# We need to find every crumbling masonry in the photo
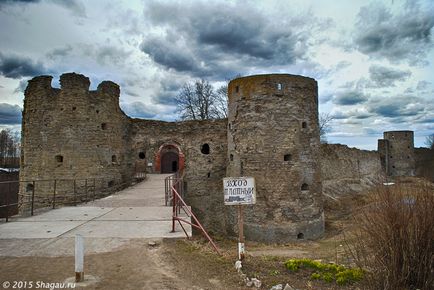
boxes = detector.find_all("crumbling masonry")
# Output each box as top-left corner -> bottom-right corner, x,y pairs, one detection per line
20,72 -> 433,242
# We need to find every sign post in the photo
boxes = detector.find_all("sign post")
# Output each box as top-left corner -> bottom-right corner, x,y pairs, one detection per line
223,177 -> 256,261
238,205 -> 244,260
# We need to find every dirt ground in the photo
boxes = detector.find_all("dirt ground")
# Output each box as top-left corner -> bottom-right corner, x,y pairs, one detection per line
0,216 -> 362,290
4,178 -> 430,290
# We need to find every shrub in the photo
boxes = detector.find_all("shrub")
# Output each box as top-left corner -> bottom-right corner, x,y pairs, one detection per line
348,183 -> 434,289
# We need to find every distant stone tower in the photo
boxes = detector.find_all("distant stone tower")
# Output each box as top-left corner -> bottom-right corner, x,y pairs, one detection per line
226,74 -> 324,242
20,73 -> 133,201
378,130 -> 415,176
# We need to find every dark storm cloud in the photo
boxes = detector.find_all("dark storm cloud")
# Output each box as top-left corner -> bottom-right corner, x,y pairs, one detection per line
0,53 -> 47,79
354,1 -> 434,63
369,65 -> 411,87
152,91 -> 178,106
53,0 -> 85,17
140,1 -> 315,78
46,45 -> 73,59
0,0 -> 86,17
95,45 -> 131,66
120,101 -> 156,119
332,110 -> 372,120
0,0 -> 39,4
140,37 -> 200,74
333,90 -> 368,105
367,96 -> 428,119
151,81 -> 181,106
0,103 -> 22,125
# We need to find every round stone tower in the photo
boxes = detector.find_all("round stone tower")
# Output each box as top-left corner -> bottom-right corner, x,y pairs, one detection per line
227,74 -> 324,242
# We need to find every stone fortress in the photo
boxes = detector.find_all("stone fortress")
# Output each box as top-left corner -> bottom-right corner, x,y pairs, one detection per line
20,72 -> 433,243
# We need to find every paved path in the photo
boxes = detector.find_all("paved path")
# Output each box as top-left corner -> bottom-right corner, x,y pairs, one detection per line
0,174 -> 191,256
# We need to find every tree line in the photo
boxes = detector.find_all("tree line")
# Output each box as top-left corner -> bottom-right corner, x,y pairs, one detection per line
0,129 -> 20,168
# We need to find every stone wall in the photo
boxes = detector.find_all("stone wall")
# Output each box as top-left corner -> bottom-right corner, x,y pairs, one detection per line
22,72 -> 433,243
226,74 -> 324,242
320,144 -> 383,198
20,73 -> 133,201
131,118 -> 228,233
415,148 -> 434,182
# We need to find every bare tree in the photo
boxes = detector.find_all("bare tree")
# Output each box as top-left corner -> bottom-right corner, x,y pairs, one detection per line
425,134 -> 434,150
176,79 -> 227,120
319,113 -> 334,143
213,85 -> 228,118
0,129 -> 20,168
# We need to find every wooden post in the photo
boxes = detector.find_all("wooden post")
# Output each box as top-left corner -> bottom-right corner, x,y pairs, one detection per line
75,234 -> 84,282
30,181 -> 35,216
238,205 -> 245,260
52,179 -> 57,209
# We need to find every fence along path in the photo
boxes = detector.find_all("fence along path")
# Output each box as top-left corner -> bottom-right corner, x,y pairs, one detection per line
0,174 -> 191,245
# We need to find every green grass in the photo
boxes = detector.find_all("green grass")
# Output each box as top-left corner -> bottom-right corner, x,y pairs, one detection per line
284,258 -> 363,285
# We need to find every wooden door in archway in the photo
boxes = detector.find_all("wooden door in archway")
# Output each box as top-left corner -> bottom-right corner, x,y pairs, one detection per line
161,151 -> 179,173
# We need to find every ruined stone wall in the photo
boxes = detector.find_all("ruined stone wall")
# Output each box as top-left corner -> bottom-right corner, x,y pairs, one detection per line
131,119 -> 228,234
415,148 -> 434,182
320,144 -> 383,198
20,73 -> 133,202
227,74 -> 324,242
378,131 -> 415,176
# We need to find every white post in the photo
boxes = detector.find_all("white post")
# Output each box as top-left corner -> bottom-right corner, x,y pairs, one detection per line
75,234 -> 84,282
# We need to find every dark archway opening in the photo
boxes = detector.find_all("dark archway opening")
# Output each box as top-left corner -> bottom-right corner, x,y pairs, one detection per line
161,151 -> 179,173
172,161 -> 178,172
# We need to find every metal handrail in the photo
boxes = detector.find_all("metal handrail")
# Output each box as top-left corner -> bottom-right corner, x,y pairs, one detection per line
169,175 -> 221,255
0,177 -> 129,222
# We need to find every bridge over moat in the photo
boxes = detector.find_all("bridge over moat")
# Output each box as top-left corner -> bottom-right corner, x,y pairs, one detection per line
0,174 -> 191,256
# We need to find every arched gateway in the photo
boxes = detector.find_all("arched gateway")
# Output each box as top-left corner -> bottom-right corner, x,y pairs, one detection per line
155,143 -> 185,174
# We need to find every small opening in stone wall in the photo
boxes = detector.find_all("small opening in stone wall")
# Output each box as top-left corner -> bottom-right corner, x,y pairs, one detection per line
302,121 -> 307,129
277,83 -> 282,90
201,143 -> 210,154
301,183 -> 309,191
407,146 -> 410,149
26,183 -> 34,192
55,155 -> 63,163
72,106 -> 76,111
138,152 -> 146,159
235,85 -> 239,93
407,155 -> 410,159
108,180 -> 115,187
96,110 -> 99,114
101,123 -> 107,130
207,172 -> 211,178
297,233 -> 304,239
60,108 -> 64,111
230,154 -> 234,161
112,155 -> 117,163
184,181 -> 188,193
284,154 -> 291,161
390,156 -> 393,158
392,165 -> 396,169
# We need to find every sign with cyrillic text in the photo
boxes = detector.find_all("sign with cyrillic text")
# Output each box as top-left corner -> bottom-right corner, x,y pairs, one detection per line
223,177 -> 256,205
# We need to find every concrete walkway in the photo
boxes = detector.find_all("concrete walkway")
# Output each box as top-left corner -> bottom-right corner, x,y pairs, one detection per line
0,174 -> 191,256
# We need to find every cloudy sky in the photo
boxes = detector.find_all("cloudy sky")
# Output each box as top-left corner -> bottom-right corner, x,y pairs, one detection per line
0,0 -> 433,149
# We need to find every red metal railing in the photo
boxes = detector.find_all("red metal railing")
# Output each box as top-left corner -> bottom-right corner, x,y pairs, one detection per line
168,175 -> 221,255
